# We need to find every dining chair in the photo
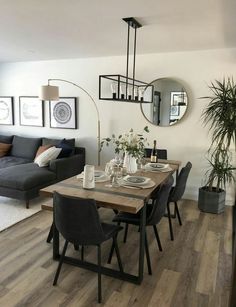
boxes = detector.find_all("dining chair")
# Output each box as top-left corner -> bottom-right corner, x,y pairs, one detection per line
167,161 -> 192,241
121,147 -> 168,244
52,192 -> 123,303
108,176 -> 174,274
144,148 -> 168,160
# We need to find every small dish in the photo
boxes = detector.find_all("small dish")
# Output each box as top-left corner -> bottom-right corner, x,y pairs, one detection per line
123,175 -> 150,185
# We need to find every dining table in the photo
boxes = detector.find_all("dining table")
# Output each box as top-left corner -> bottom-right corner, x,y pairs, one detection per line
40,159 -> 181,285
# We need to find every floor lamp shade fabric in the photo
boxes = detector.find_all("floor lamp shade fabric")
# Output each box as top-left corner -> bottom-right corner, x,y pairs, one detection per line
40,85 -> 59,101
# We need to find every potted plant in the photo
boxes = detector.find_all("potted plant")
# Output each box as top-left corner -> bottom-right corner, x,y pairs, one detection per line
199,78 -> 236,213
100,126 -> 149,173
198,146 -> 235,213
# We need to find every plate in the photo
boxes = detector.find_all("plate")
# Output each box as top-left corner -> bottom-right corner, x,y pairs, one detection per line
146,163 -> 169,169
121,180 -> 156,189
123,175 -> 150,185
95,171 -> 105,178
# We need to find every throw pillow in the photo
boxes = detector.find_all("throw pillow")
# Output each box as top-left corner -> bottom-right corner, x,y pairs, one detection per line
34,146 -> 62,167
0,142 -> 12,157
35,144 -> 53,158
56,139 -> 73,158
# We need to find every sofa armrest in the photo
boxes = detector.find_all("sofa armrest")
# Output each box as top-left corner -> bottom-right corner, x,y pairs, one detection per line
49,154 -> 85,181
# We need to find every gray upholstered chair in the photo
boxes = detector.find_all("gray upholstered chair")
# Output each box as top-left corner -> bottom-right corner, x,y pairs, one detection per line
167,161 -> 192,240
108,176 -> 174,274
52,192 -> 123,303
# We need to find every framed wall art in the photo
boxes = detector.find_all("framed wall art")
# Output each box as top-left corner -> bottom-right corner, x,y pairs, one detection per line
50,97 -> 77,129
19,96 -> 44,127
170,105 -> 180,116
171,91 -> 187,106
0,96 -> 14,125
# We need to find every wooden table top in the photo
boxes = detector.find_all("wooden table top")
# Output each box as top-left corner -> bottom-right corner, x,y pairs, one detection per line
40,160 -> 180,214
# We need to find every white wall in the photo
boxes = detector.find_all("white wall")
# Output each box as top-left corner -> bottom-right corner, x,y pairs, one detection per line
0,48 -> 235,205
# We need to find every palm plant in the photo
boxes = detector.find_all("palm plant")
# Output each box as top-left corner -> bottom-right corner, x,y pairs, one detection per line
202,78 -> 236,149
204,145 -> 235,192
199,78 -> 236,212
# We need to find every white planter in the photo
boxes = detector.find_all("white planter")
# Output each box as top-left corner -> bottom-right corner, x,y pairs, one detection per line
123,152 -> 137,173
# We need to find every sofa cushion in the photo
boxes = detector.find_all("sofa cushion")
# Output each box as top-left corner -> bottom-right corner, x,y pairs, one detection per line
0,156 -> 31,169
10,136 -> 42,160
35,144 -> 53,158
0,163 -> 56,190
0,143 -> 12,157
56,139 -> 73,158
42,138 -> 75,155
0,135 -> 13,144
34,146 -> 62,167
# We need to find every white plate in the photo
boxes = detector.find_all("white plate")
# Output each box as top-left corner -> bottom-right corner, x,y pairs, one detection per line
121,180 -> 156,189
95,170 -> 105,178
146,163 -> 169,170
123,175 -> 150,185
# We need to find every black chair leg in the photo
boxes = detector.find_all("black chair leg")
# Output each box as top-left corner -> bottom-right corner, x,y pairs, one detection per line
74,244 -> 79,251
145,232 -> 152,275
53,240 -> 68,285
107,241 -> 115,264
97,245 -> 102,303
167,202 -> 174,241
113,237 -> 123,272
153,225 -> 162,252
47,223 -> 53,243
81,245 -> 84,260
175,201 -> 182,226
123,223 -> 129,243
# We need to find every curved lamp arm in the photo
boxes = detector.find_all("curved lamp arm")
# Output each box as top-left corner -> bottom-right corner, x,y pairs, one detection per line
42,78 -> 101,166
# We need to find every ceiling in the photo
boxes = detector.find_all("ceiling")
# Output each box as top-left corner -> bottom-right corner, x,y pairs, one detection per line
0,0 -> 235,62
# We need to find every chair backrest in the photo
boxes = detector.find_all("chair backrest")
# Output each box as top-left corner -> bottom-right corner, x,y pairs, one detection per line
144,148 -> 167,160
169,161 -> 192,202
53,192 -> 106,245
147,176 -> 174,225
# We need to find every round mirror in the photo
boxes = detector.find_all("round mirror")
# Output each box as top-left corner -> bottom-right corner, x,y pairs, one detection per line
141,78 -> 188,126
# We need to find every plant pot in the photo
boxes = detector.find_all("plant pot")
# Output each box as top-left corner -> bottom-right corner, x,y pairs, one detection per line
198,186 -> 226,214
123,152 -> 137,173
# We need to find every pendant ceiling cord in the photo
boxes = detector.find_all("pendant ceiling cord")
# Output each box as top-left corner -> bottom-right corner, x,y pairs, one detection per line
126,22 -> 130,98
133,26 -> 137,98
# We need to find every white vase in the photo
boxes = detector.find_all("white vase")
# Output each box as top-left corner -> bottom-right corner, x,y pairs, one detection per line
123,152 -> 137,173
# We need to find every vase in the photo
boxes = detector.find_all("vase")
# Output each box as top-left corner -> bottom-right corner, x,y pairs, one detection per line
123,152 -> 137,173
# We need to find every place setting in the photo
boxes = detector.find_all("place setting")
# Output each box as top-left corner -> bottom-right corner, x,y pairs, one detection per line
144,162 -> 172,173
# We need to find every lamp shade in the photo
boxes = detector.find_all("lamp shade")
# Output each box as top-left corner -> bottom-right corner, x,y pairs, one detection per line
40,85 -> 59,101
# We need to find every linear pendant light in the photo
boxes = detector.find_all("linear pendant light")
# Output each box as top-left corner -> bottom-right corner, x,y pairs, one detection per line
99,17 -> 153,103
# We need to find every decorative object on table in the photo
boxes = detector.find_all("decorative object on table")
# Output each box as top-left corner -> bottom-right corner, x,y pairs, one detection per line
99,17 -> 153,104
19,96 -> 44,127
0,96 -> 14,125
150,140 -> 158,163
40,79 -> 101,165
82,165 -> 95,189
49,97 -> 77,129
199,78 -> 236,213
101,126 -> 149,173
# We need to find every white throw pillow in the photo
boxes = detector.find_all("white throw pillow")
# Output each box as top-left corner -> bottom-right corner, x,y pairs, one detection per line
34,146 -> 62,167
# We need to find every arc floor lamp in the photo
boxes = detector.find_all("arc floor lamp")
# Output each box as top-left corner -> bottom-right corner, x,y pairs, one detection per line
40,79 -> 101,166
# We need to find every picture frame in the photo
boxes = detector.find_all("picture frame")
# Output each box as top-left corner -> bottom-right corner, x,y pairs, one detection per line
170,105 -> 180,116
19,96 -> 44,127
50,97 -> 77,129
171,91 -> 187,106
0,96 -> 14,125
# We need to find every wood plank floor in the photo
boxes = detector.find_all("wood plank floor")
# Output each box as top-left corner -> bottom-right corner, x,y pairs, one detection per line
0,199 -> 232,307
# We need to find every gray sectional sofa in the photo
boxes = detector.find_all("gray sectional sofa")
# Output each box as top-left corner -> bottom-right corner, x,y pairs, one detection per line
0,135 -> 85,208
